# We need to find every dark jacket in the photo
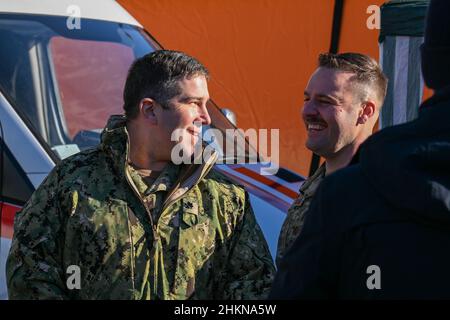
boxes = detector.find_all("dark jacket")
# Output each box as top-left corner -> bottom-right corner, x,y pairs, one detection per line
270,87 -> 450,299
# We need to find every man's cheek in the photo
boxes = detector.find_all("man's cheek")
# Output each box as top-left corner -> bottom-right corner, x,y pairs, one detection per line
187,106 -> 199,119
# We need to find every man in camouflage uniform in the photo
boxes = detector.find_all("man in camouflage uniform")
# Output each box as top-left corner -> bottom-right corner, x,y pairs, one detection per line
276,53 -> 387,265
6,50 -> 275,299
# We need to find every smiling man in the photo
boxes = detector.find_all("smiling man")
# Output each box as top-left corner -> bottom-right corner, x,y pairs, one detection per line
276,52 -> 387,264
6,50 -> 275,300
271,0 -> 450,299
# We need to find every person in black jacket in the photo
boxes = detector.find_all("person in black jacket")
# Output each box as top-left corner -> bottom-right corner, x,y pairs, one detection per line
269,0 -> 450,299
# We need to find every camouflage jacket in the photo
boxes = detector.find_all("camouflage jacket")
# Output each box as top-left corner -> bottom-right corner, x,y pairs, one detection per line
6,115 -> 275,300
276,164 -> 326,265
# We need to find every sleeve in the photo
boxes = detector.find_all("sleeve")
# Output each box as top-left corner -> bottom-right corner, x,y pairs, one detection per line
268,179 -> 342,299
219,191 -> 276,300
6,167 -> 69,300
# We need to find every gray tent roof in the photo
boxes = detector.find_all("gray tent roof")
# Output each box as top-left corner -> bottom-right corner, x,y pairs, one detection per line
380,0 -> 429,42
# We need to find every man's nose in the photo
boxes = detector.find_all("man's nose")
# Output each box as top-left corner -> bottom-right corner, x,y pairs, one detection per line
302,100 -> 318,118
199,103 -> 212,126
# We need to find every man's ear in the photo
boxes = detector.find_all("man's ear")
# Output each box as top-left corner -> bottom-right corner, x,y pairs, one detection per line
139,98 -> 158,125
358,100 -> 376,124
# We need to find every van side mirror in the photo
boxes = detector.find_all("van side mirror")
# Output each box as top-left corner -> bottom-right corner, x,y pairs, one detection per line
221,108 -> 237,126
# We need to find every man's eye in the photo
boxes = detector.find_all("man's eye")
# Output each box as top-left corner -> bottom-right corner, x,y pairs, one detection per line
185,101 -> 196,108
304,97 -> 310,102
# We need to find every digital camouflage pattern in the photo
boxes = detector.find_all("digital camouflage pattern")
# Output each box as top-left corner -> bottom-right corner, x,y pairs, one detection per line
6,115 -> 275,300
276,164 -> 326,265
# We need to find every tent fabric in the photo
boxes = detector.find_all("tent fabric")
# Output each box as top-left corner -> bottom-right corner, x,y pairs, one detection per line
379,0 -> 429,128
380,35 -> 424,128
379,0 -> 429,42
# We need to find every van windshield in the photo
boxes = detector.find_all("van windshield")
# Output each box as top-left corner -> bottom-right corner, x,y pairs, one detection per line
0,14 -> 258,162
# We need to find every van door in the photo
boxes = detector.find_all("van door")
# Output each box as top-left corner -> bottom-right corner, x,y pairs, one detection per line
0,123 -> 36,299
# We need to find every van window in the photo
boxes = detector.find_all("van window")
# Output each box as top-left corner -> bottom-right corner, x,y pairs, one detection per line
49,37 -> 135,139
0,140 -> 34,205
0,14 -> 156,153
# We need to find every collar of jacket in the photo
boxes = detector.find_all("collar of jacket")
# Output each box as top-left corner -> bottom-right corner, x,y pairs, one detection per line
299,163 -> 325,194
99,115 -> 218,204
128,162 -> 180,196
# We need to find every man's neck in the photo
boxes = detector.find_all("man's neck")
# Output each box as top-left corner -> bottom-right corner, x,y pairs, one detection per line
128,147 -> 168,172
324,136 -> 366,175
127,123 -> 168,172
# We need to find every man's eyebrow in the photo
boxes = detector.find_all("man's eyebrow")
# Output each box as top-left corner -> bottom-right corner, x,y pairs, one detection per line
179,96 -> 205,103
315,93 -> 344,103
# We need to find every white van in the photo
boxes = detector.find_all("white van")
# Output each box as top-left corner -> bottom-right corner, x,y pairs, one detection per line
0,0 -> 304,299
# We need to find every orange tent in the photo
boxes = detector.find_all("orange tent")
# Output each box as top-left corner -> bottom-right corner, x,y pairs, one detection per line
118,0 -> 385,176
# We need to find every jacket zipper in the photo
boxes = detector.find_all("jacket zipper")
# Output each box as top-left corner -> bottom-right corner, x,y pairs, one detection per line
123,145 -> 217,298
124,167 -> 158,236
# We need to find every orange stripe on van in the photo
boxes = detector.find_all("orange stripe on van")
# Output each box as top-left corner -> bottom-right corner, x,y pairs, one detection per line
233,167 -> 298,199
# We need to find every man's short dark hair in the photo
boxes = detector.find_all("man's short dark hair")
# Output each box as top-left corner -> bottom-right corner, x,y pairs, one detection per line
318,52 -> 388,106
123,50 -> 209,119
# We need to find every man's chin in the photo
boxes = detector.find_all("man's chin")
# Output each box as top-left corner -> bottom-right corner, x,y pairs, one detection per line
306,140 -> 319,152
306,141 -> 326,157
173,144 -> 201,164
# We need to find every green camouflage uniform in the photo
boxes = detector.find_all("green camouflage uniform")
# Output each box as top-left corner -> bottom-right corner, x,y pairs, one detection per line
276,164 -> 326,265
6,115 -> 275,300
